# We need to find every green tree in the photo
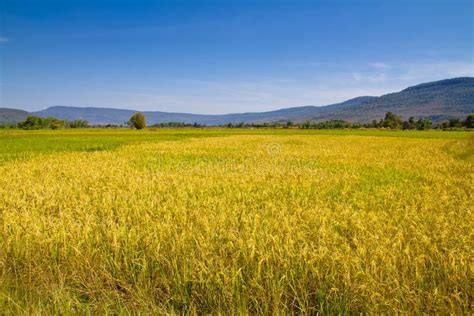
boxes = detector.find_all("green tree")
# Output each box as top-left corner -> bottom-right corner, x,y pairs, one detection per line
128,112 -> 146,129
464,114 -> 474,128
66,119 -> 89,128
440,121 -> 449,129
449,118 -> 461,128
18,116 -> 43,130
382,112 -> 402,129
402,117 -> 417,130
50,119 -> 65,130
416,119 -> 432,130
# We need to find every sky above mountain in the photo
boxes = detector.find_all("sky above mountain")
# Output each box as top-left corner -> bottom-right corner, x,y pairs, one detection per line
0,0 -> 473,114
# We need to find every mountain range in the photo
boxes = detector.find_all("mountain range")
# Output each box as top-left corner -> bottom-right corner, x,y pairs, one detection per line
1,77 -> 473,125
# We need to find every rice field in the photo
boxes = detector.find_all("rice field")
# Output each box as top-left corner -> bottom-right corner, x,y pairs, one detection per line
0,128 -> 472,314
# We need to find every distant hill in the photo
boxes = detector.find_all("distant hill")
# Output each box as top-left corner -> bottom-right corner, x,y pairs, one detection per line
320,77 -> 474,122
2,77 -> 473,125
0,108 -> 29,124
30,96 -> 377,125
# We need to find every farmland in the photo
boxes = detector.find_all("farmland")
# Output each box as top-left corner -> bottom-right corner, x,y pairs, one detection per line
0,128 -> 472,314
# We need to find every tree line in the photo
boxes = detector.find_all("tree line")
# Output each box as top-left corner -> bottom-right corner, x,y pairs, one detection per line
224,113 -> 473,130
3,112 -> 473,130
13,116 -> 89,130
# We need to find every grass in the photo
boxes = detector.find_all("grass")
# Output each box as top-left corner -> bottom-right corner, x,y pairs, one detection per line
0,128 -> 472,313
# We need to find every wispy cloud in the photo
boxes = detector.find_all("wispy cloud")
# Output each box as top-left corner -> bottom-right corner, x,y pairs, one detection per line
369,62 -> 392,69
352,72 -> 388,83
0,36 -> 9,43
5,59 -> 472,113
353,60 -> 474,86
395,61 -> 474,81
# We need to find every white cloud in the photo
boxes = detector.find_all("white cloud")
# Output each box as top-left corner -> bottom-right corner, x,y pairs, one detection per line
0,36 -> 9,42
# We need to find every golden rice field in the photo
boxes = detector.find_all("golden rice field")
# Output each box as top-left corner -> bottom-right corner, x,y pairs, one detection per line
0,129 -> 472,314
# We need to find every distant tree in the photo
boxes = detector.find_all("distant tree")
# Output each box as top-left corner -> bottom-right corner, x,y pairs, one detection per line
66,119 -> 89,128
128,112 -> 146,129
50,119 -> 64,130
300,121 -> 311,129
448,118 -> 462,128
298,120 -> 353,129
440,121 -> 450,129
18,116 -> 66,130
18,116 -> 43,130
416,118 -> 432,130
405,116 -> 417,130
464,114 -> 474,128
382,112 -> 402,129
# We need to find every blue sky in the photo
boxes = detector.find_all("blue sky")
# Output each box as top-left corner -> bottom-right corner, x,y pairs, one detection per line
1,0 -> 473,114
